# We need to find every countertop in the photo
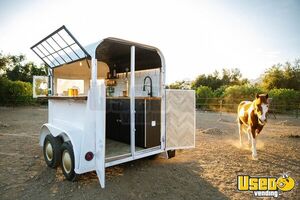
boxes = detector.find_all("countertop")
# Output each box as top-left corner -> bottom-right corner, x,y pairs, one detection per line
106,96 -> 161,100
41,96 -> 161,101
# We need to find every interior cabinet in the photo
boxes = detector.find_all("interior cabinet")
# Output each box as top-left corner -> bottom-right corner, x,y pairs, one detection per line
145,100 -> 161,148
106,99 -> 130,143
106,98 -> 161,148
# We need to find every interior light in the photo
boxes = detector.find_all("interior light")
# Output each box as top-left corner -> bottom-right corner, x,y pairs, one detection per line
79,62 -> 82,66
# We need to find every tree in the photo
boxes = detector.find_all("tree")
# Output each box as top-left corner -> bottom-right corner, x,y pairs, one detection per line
0,52 -> 10,74
261,60 -> 300,90
0,53 -> 47,82
168,80 -> 191,89
191,68 -> 248,90
195,86 -> 214,108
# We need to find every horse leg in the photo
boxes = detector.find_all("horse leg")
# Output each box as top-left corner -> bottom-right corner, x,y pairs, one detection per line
238,120 -> 243,147
247,127 -> 252,148
251,128 -> 258,160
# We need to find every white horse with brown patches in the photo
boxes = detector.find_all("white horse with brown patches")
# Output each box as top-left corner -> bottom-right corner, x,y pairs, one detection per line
237,94 -> 269,159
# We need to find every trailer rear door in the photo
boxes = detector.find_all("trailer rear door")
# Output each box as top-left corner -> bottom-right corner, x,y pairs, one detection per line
165,89 -> 195,150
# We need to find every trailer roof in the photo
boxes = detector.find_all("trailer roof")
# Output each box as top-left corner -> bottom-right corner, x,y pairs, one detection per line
95,37 -> 162,72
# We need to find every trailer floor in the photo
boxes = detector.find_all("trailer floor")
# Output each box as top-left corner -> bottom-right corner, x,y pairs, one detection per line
105,139 -> 143,160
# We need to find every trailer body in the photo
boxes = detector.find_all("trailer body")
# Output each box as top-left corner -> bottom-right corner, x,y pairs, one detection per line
32,26 -> 195,188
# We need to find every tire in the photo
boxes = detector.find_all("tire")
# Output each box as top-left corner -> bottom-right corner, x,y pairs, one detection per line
61,142 -> 77,181
167,150 -> 176,159
43,135 -> 62,168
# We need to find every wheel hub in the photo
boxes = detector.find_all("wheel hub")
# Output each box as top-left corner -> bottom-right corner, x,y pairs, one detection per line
45,141 -> 53,161
62,150 -> 72,173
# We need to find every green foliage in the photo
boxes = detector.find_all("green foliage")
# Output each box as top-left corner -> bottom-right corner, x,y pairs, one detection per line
195,86 -> 214,109
213,85 -> 227,98
196,86 -> 214,99
0,52 -> 10,73
0,52 -> 47,105
168,80 -> 191,89
261,60 -> 300,90
191,68 -> 248,90
219,85 -> 264,111
0,53 -> 47,82
268,88 -> 300,111
0,77 -> 34,105
223,85 -> 264,102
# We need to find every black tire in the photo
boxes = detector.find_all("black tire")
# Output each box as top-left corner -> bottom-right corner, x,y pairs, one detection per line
43,135 -> 62,168
61,142 -> 77,181
167,150 -> 176,159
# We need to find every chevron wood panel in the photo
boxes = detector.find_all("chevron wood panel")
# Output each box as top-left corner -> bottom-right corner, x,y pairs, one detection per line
166,90 -> 195,149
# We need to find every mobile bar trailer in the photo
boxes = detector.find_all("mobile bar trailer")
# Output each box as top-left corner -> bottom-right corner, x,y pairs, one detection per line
31,25 -> 195,188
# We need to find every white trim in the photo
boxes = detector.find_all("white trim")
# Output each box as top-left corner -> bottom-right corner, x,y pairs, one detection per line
105,148 -> 164,168
193,90 -> 196,148
157,49 -> 166,151
144,99 -> 147,147
166,145 -> 195,151
130,46 -> 136,158
165,89 -> 195,92
105,153 -> 131,162
135,145 -> 161,155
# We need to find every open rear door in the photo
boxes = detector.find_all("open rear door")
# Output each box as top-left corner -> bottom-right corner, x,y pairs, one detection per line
165,89 -> 195,150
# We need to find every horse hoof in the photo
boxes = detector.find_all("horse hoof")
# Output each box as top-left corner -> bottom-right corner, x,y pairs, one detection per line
252,155 -> 258,160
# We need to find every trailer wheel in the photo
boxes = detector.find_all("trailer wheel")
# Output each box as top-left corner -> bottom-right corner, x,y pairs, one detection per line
43,135 -> 62,168
61,142 -> 77,181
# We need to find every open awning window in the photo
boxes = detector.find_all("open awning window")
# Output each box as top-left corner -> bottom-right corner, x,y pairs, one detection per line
31,25 -> 90,68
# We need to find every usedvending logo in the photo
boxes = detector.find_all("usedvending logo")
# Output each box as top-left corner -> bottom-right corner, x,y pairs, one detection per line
237,173 -> 296,198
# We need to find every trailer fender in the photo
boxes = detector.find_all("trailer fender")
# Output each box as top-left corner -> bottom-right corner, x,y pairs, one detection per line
40,124 -> 69,146
40,123 -> 83,171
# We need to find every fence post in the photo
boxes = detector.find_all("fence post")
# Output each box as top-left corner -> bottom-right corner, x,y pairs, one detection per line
219,99 -> 223,120
296,103 -> 299,119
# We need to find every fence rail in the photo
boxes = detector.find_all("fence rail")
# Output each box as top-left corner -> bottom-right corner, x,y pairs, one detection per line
196,98 -> 300,118
1,96 -> 299,118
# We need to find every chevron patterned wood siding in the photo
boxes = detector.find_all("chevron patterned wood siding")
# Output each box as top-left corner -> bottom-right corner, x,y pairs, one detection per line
166,90 -> 195,149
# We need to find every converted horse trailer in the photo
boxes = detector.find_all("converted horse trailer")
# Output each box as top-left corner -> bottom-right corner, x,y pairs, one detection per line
31,25 -> 195,188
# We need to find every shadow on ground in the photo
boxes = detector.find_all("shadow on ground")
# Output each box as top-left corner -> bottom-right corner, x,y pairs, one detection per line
18,157 -> 229,200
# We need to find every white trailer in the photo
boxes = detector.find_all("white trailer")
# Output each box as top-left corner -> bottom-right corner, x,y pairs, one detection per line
31,25 -> 195,188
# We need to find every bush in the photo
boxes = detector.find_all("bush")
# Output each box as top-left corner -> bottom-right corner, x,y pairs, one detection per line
213,85 -> 228,98
268,88 -> 300,112
196,86 -> 214,109
222,85 -> 264,112
0,77 -> 34,105
223,84 -> 264,102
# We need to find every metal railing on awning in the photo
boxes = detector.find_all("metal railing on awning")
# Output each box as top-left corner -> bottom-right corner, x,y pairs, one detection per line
31,25 -> 90,68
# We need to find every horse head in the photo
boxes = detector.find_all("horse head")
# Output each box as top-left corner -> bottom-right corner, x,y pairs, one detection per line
254,93 -> 269,125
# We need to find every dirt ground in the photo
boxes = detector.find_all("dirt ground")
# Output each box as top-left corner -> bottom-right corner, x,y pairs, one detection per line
0,107 -> 299,200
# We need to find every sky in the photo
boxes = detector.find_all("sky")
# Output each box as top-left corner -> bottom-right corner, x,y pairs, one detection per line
0,0 -> 299,83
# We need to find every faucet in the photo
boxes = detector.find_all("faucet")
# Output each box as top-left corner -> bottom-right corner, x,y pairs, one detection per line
143,76 -> 152,97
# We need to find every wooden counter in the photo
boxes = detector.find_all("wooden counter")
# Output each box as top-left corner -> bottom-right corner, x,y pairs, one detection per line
40,96 -> 161,101
41,96 -> 88,100
106,96 -> 161,100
